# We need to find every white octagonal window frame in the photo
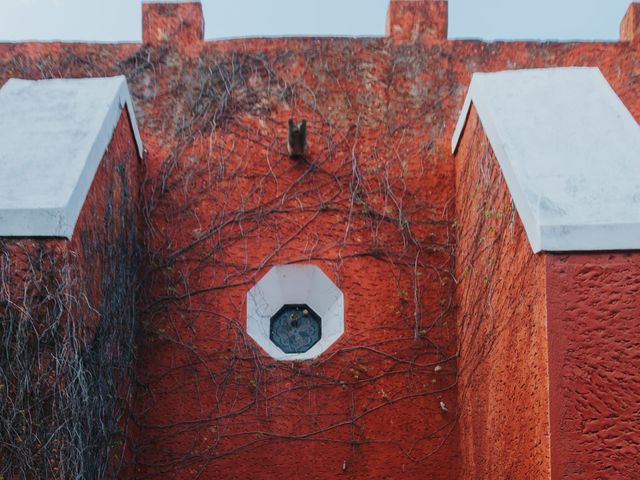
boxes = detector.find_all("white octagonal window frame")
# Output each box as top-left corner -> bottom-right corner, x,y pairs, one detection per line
247,264 -> 344,361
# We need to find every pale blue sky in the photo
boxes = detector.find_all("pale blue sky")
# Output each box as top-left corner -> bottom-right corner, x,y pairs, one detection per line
0,0 -> 632,42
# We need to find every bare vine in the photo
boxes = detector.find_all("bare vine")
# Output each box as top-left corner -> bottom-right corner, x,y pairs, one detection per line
130,45 -> 459,478
0,39 -> 461,479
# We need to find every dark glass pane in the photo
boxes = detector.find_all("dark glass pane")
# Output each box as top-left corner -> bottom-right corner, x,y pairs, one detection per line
270,304 -> 321,354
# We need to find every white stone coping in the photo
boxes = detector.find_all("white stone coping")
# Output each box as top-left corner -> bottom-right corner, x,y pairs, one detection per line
452,67 -> 640,253
0,76 -> 143,239
247,264 -> 344,361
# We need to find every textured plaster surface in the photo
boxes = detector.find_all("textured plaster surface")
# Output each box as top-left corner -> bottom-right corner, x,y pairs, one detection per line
0,111 -> 141,477
452,67 -> 640,253
386,0 -> 448,44
2,110 -> 139,335
621,3 -> 640,41
0,76 -> 141,237
455,107 -> 551,480
1,0 -> 640,478
547,253 -> 640,479
142,1 -> 204,45
63,110 -> 140,318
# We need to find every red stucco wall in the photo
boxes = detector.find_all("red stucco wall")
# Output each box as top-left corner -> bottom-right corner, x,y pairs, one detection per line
386,0 -> 448,44
454,92 -> 640,480
620,3 -> 640,41
129,36 -> 461,480
142,1 -> 204,46
547,253 -> 640,479
0,111 -> 140,478
454,107 -> 551,479
0,109 -> 139,357
69,110 -> 141,317
1,1 -> 640,478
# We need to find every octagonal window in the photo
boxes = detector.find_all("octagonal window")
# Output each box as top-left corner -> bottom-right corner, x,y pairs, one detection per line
270,304 -> 322,354
246,264 -> 344,361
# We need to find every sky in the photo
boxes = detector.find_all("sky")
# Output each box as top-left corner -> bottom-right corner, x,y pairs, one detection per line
0,0 -> 633,43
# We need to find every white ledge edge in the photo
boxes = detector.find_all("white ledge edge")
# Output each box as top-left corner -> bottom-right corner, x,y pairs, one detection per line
451,67 -> 640,253
0,76 -> 143,239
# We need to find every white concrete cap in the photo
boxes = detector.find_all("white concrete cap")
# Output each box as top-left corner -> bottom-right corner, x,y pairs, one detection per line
247,264 -> 344,361
452,67 -> 640,253
0,76 -> 143,238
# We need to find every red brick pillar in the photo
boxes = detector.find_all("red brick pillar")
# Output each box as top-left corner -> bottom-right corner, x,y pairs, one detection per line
386,0 -> 448,44
142,1 -> 204,46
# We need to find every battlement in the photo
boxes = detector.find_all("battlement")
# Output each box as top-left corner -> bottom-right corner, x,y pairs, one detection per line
2,2 -> 640,480
137,0 -> 640,46
142,0 -> 204,45
386,0 -> 448,44
621,2 -> 640,41
141,0 -> 448,45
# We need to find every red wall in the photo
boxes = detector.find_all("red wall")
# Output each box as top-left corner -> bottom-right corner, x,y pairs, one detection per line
1,2 -> 640,478
547,253 -> 640,479
69,111 -> 141,318
142,2 -> 204,45
454,99 -> 640,480
620,3 -> 640,41
0,109 -> 139,357
129,36 -> 461,480
454,107 -> 551,479
0,111 -> 140,478
386,0 -> 448,44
